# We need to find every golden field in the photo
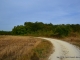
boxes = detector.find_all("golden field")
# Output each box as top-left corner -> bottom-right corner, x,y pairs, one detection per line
0,36 -> 53,60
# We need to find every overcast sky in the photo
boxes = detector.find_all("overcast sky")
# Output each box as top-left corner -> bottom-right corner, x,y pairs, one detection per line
0,0 -> 80,31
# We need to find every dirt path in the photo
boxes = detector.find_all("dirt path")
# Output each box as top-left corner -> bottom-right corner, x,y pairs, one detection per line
38,37 -> 80,60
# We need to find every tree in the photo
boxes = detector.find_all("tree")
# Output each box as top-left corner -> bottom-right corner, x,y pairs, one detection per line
12,25 -> 26,35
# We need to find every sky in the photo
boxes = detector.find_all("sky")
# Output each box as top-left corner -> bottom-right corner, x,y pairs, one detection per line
0,0 -> 80,31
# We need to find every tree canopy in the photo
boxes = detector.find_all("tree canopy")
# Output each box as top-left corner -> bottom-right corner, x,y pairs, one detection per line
0,22 -> 80,38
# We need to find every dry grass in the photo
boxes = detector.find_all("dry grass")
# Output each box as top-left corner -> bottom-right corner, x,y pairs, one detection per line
0,35 -> 53,60
60,36 -> 80,48
32,40 -> 53,60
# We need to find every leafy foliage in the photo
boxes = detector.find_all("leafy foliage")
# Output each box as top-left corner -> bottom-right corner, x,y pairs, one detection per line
0,22 -> 80,37
0,31 -> 11,35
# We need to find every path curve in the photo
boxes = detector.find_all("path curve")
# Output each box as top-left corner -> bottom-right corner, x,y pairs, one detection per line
38,37 -> 80,60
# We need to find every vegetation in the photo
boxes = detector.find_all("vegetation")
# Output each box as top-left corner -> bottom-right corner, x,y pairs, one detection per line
32,40 -> 53,60
0,22 -> 80,38
0,22 -> 80,60
0,36 -> 53,60
61,36 -> 80,48
10,22 -> 80,37
0,31 -> 11,35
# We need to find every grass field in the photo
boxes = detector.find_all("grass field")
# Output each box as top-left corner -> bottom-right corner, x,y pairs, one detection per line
0,35 -> 53,60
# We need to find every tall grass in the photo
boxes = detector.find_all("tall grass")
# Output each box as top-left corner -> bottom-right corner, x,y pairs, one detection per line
0,36 -> 53,60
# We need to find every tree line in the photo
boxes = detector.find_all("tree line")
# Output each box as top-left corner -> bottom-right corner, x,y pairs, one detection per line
0,22 -> 80,38
0,31 -> 11,35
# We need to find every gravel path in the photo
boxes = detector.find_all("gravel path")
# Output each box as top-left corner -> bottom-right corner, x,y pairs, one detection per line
38,37 -> 80,60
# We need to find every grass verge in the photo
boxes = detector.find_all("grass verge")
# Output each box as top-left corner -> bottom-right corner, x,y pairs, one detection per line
0,35 -> 53,60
